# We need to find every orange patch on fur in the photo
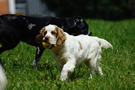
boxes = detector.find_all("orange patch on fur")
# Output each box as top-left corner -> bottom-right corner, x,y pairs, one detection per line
78,41 -> 83,50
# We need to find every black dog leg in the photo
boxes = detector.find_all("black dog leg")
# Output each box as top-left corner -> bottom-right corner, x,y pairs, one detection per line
0,47 -> 4,66
0,58 -> 3,66
0,47 -> 4,54
32,46 -> 45,69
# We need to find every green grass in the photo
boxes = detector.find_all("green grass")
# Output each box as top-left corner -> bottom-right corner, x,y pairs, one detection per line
1,19 -> 135,89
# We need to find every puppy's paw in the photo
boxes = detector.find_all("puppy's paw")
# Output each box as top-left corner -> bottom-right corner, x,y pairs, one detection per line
60,76 -> 68,81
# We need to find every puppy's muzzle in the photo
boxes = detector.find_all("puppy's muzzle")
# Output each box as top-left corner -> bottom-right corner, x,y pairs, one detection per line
43,36 -> 50,43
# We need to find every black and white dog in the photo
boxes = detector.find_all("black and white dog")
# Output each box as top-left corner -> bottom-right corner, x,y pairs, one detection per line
0,14 -> 92,68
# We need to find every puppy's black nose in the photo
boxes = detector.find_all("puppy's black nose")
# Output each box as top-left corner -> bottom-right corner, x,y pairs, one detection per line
43,36 -> 50,41
46,36 -> 50,40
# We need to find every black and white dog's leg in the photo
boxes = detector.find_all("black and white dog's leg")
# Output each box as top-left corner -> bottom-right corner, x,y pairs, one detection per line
32,46 -> 45,69
0,58 -> 7,90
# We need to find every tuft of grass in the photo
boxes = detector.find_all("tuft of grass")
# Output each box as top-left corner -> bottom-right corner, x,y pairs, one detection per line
0,19 -> 135,89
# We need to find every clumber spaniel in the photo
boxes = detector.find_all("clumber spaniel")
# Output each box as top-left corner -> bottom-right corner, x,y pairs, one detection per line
36,24 -> 113,81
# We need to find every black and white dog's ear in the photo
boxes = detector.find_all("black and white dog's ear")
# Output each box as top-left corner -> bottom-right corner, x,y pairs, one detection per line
0,59 -> 3,66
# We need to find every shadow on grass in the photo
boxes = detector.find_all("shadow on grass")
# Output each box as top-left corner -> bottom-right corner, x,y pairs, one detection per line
37,63 -> 53,71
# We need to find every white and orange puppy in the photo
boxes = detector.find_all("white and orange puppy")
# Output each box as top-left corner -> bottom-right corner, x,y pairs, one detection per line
36,24 -> 113,81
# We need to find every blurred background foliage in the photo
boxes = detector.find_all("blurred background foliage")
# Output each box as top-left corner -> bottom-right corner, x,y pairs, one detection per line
41,0 -> 134,20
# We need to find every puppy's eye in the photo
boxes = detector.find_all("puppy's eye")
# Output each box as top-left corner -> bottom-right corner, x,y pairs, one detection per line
51,31 -> 56,35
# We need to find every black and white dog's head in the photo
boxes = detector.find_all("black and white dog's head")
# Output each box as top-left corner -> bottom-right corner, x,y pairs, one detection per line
64,16 -> 91,36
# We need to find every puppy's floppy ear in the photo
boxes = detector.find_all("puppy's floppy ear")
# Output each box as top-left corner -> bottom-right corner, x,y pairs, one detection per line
56,26 -> 66,46
35,34 -> 43,44
35,27 -> 45,43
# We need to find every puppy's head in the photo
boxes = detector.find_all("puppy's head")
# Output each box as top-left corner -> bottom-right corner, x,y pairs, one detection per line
36,24 -> 66,47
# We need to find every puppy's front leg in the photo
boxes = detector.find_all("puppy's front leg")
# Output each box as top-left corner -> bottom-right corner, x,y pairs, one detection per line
60,61 -> 75,81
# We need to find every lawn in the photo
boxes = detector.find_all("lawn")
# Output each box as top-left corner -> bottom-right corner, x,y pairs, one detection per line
1,19 -> 135,89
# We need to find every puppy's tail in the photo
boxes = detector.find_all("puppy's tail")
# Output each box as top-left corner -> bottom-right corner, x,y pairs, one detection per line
0,61 -> 7,90
94,37 -> 113,49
